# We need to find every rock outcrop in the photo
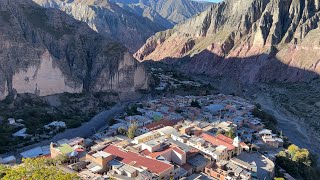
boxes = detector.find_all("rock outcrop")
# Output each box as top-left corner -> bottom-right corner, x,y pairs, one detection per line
0,0 -> 148,101
33,0 -> 166,52
135,0 -> 320,83
111,0 -> 213,28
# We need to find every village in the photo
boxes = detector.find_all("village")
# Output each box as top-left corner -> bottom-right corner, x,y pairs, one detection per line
0,94 -> 287,180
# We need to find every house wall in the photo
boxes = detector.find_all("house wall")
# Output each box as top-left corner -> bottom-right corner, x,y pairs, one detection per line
85,153 -> 113,172
158,166 -> 174,180
134,132 -> 161,144
204,167 -> 226,180
172,150 -> 186,166
50,144 -> 61,158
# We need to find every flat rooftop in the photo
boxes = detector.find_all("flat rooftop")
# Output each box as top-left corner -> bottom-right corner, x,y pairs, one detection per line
92,151 -> 112,158
57,144 -> 74,154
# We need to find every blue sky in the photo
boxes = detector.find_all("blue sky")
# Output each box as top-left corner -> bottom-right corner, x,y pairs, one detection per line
198,0 -> 223,2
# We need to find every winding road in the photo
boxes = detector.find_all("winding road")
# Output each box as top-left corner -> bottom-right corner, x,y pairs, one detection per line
17,104 -> 125,153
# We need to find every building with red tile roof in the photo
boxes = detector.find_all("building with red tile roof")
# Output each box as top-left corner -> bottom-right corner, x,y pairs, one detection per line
201,133 -> 243,160
201,133 -> 235,151
216,134 -> 234,144
104,145 -> 174,178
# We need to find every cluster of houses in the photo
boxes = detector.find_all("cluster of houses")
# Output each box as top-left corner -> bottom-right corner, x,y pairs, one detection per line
0,95 -> 283,180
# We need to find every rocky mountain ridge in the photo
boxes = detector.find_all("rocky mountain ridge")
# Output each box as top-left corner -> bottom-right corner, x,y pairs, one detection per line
0,0 -> 148,101
111,0 -> 213,28
33,0 -> 166,52
135,0 -> 320,83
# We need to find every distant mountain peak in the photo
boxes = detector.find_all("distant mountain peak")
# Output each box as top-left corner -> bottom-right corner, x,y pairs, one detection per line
135,0 -> 320,83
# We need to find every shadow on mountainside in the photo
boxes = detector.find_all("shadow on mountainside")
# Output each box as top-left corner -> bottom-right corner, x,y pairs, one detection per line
155,50 -> 320,85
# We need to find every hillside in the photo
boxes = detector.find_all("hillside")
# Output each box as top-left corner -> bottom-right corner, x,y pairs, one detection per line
0,0 -> 149,101
111,0 -> 213,28
33,0 -> 166,52
135,0 -> 320,83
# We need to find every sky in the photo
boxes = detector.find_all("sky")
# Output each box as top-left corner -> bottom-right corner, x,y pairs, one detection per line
197,0 -> 223,2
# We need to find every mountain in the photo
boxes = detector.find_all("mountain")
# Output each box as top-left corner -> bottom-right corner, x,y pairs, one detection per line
111,0 -> 213,28
0,0 -> 149,101
33,0 -> 166,52
135,0 -> 320,83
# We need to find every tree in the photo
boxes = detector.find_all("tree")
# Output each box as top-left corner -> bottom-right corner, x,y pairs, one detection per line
118,127 -> 126,135
55,154 -> 69,165
277,150 -> 288,158
226,129 -> 236,139
191,100 -> 201,108
293,148 -> 311,166
0,164 -> 8,179
288,144 -> 299,158
108,118 -> 117,126
127,124 -> 138,139
216,130 -> 224,136
1,158 -> 79,180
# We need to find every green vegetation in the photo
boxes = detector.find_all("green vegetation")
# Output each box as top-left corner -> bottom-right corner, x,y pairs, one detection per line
252,106 -> 278,133
276,144 -> 320,179
117,127 -> 127,136
191,100 -> 201,109
0,92 -> 115,153
226,129 -> 236,139
1,158 -> 79,180
126,104 -> 143,116
0,164 -> 8,179
108,118 -> 117,126
127,124 -> 138,139
55,154 -> 69,165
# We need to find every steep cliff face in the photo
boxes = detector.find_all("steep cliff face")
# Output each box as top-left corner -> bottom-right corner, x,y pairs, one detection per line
135,0 -> 320,83
111,0 -> 213,28
33,0 -> 165,52
0,0 -> 148,101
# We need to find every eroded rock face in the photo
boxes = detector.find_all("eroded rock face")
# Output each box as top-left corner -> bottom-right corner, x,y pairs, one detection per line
0,0 -> 148,101
110,0 -> 213,28
135,0 -> 320,83
33,0 -> 166,52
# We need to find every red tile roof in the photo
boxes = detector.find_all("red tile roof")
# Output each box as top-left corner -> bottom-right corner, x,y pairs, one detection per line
147,146 -> 185,159
172,146 -> 185,155
143,119 -> 179,131
140,149 -> 151,156
216,134 -> 233,144
104,145 -> 173,175
201,133 -> 235,151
